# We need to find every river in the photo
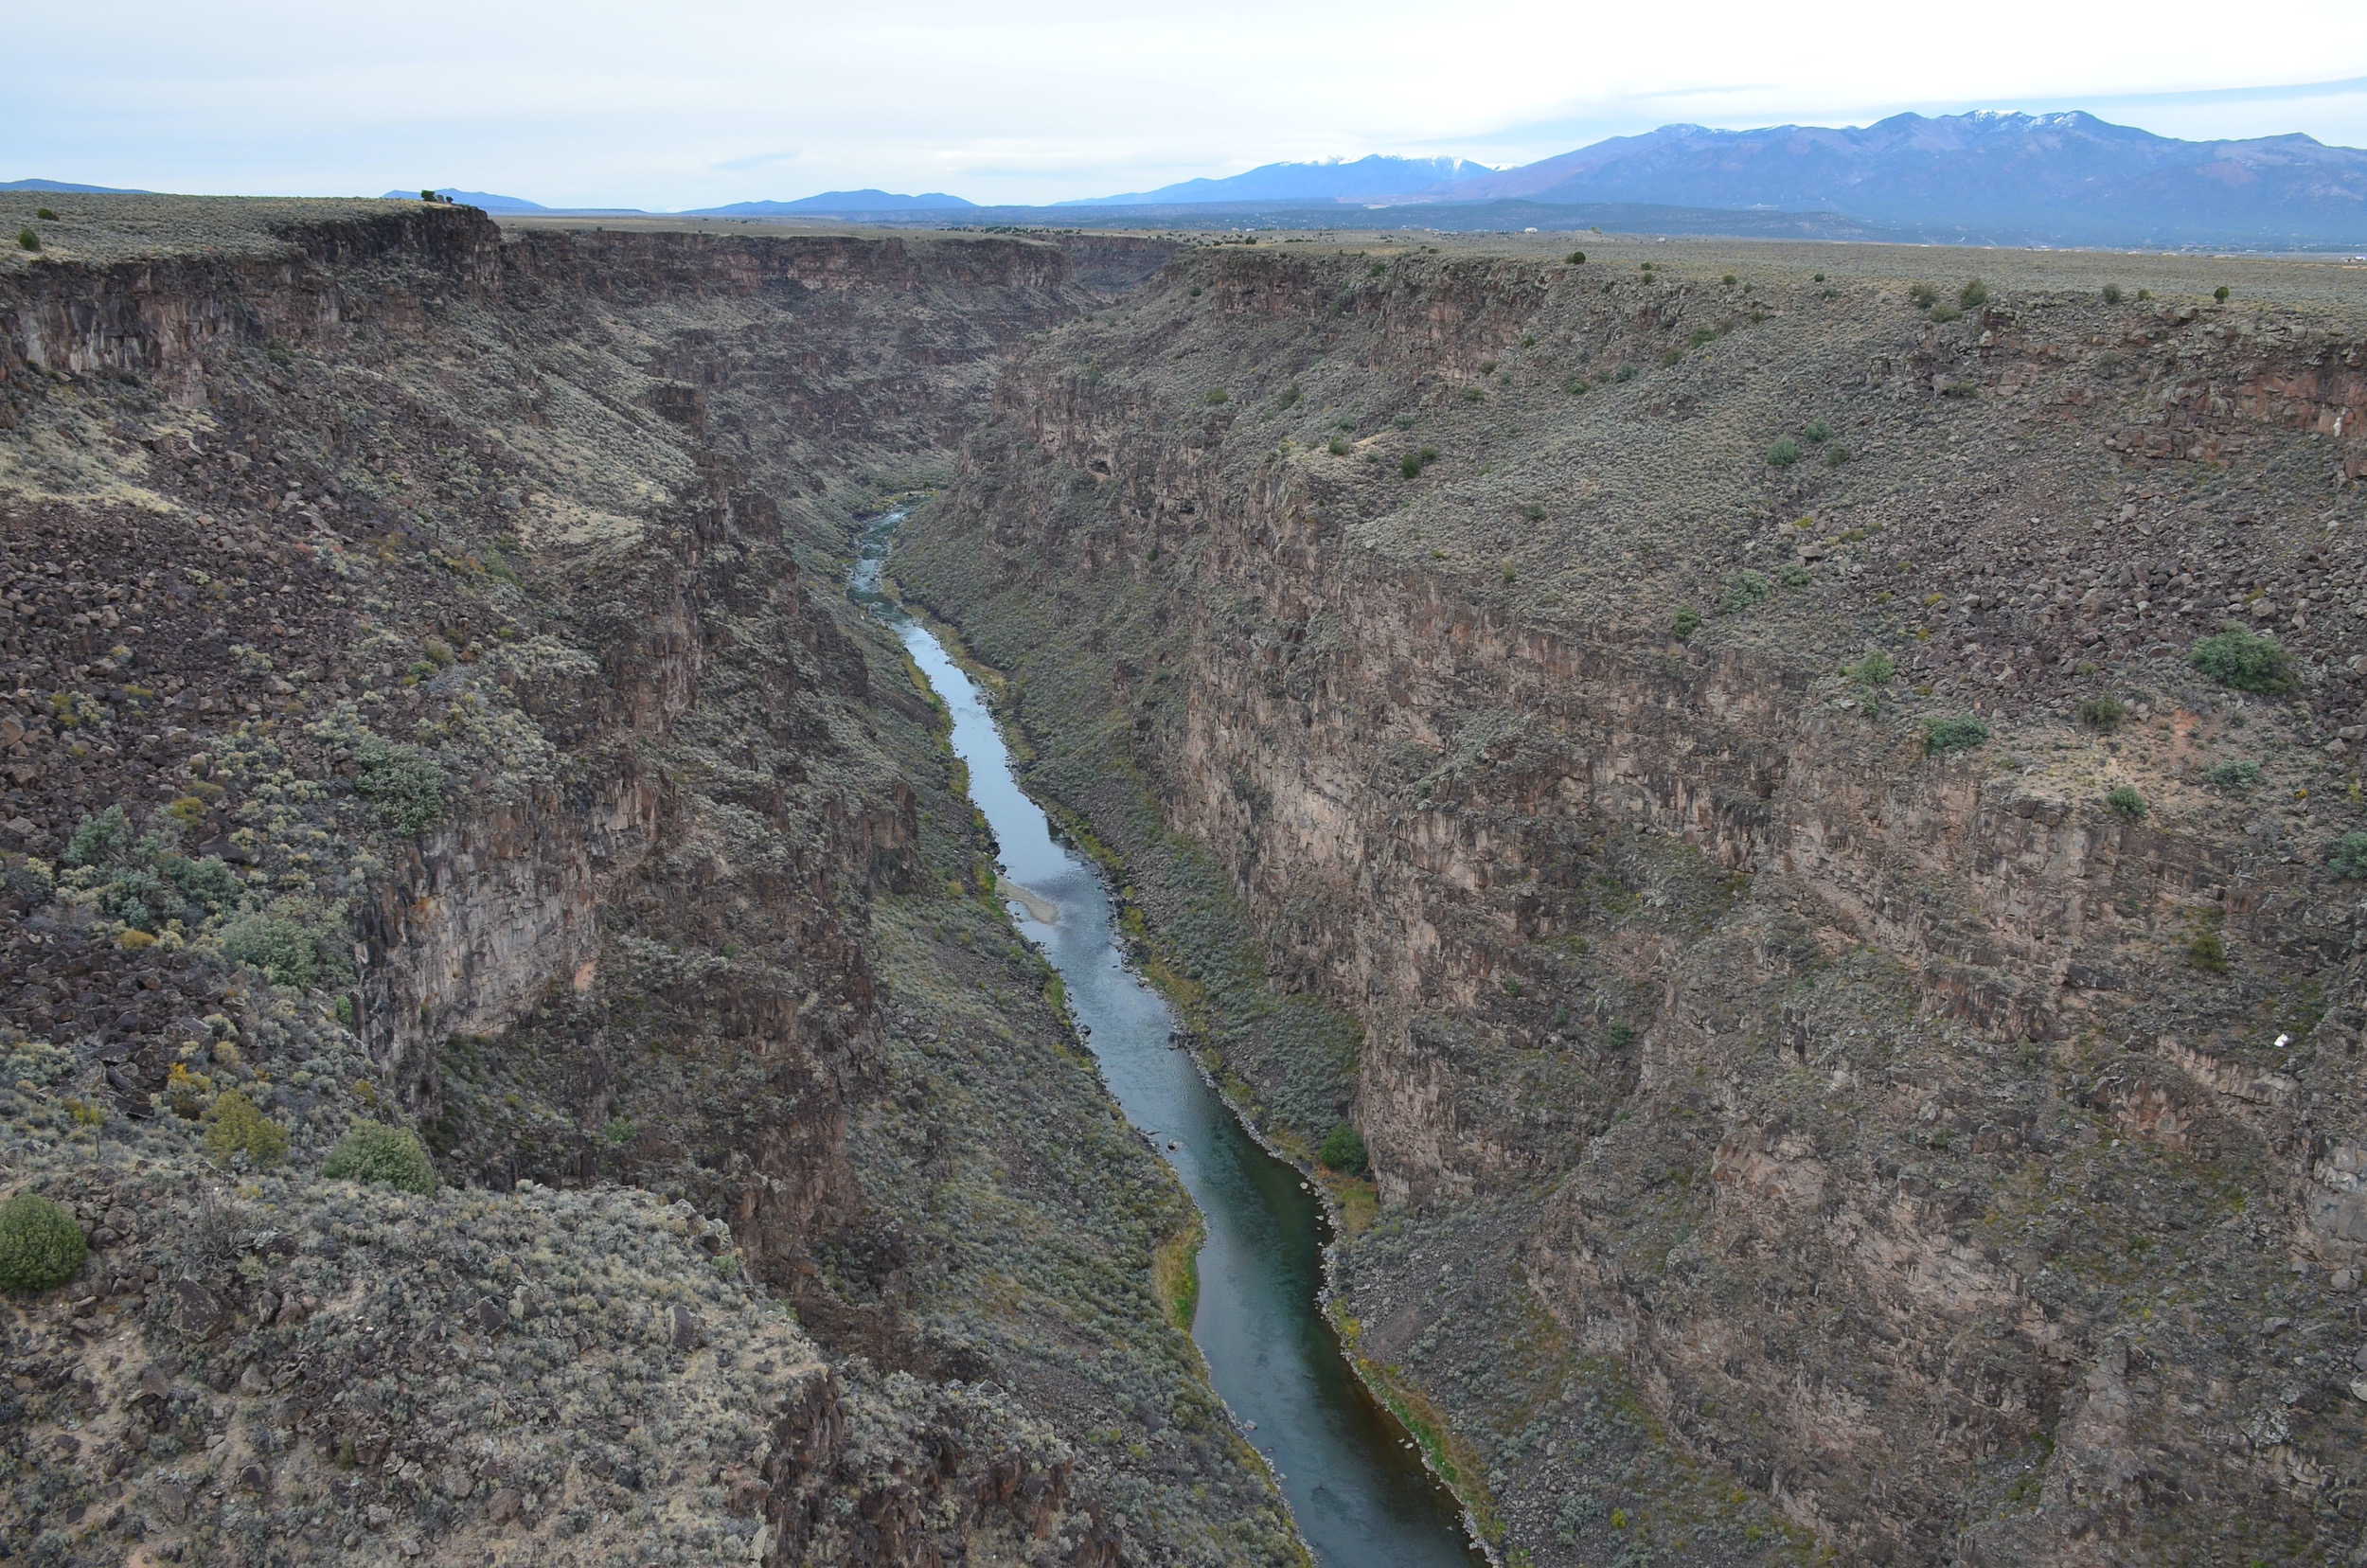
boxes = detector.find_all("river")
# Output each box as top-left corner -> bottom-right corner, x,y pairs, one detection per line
853,509 -> 1487,1568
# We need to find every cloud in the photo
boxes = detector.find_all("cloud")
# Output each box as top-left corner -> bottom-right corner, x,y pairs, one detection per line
2080,74 -> 2367,111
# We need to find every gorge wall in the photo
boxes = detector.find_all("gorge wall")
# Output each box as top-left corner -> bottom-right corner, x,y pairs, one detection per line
900,241 -> 2367,1566
0,200 -> 1305,1566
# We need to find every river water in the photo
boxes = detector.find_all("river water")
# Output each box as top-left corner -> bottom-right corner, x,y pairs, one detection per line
852,511 -> 1486,1568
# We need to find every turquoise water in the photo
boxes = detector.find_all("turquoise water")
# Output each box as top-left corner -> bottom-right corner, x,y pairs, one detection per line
854,512 -> 1486,1568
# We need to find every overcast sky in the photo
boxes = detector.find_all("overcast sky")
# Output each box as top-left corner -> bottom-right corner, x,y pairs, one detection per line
15,1 -> 2367,208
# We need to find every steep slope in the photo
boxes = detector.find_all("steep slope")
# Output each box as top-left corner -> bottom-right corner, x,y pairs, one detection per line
900,239 -> 2367,1565
0,200 -> 1297,1565
1434,111 -> 2367,246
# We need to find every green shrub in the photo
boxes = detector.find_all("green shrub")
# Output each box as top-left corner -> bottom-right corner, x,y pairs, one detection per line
1959,278 -> 1989,309
1328,437 -> 1350,456
2214,285 -> 2231,303
204,1089 -> 290,1167
1400,452 -> 1422,479
97,865 -> 169,930
2105,784 -> 2148,820
15,227 -> 38,253
2101,284 -> 2123,304
323,1120 -> 438,1193
1718,570 -> 1771,613
35,206 -> 58,221
1318,1123 -> 1369,1177
1923,716 -> 1990,757
1202,388 -> 1228,405
2203,758 -> 2264,793
2077,696 -> 2127,731
1842,650 -> 1895,714
2188,625 -> 2293,693
63,805 -> 132,868
0,1194 -> 85,1292
1565,377 -> 1589,395
1565,250 -> 1587,264
1777,563 -> 1811,588
2330,833 -> 2367,881
1672,606 -> 1703,639
1767,438 -> 1801,468
220,913 -> 320,989
1928,304 -> 1963,324
1907,282 -> 1938,309
2187,930 -> 2229,972
1824,443 -> 1850,467
1845,650 -> 1895,687
1800,419 -> 1832,444
164,854 -> 242,913
354,737 -> 448,834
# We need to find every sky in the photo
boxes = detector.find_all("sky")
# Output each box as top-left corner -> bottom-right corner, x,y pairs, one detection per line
12,0 -> 2367,208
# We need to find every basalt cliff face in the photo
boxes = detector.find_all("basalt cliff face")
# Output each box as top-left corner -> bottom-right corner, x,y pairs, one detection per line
901,243 -> 2367,1565
0,203 -> 1303,1566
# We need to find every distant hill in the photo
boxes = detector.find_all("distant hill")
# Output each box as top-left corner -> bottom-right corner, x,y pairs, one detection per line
382,188 -> 547,212
1420,111 -> 2367,246
4,177 -> 152,194
683,189 -> 978,216
796,195 -> 1908,241
1060,154 -> 1493,206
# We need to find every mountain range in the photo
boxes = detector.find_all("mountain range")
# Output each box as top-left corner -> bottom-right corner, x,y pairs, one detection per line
682,189 -> 976,216
20,109 -> 2367,246
3,177 -> 151,194
1415,111 -> 2367,245
1056,154 -> 1492,206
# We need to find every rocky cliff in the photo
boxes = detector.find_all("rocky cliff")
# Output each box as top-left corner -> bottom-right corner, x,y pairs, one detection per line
0,199 -> 1297,1566
900,240 -> 2367,1565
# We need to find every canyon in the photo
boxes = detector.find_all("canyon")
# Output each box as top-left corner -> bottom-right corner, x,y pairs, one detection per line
899,240 -> 2367,1564
5,195 -> 2367,1567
